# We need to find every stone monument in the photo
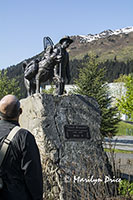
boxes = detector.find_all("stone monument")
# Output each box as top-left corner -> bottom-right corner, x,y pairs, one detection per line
19,94 -> 116,200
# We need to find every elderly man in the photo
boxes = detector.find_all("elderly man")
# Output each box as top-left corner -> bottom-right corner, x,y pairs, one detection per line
0,95 -> 43,200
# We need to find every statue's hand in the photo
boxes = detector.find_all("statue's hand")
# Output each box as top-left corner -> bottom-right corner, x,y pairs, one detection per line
56,55 -> 62,62
53,75 -> 61,83
51,54 -> 62,63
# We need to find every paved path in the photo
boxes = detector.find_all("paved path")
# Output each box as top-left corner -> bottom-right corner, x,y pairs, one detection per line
103,136 -> 133,180
103,136 -> 133,151
106,152 -> 133,180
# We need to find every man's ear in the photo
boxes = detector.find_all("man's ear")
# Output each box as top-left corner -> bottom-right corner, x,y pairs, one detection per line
19,108 -> 22,115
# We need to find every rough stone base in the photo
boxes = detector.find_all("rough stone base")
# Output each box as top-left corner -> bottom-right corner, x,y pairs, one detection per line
19,94 -> 116,200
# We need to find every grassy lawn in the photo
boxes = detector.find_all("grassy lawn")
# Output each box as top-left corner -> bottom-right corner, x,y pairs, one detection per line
115,121 -> 133,136
104,148 -> 133,154
105,121 -> 133,153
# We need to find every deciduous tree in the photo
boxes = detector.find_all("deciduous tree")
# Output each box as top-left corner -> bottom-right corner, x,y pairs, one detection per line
0,70 -> 20,99
117,74 -> 133,120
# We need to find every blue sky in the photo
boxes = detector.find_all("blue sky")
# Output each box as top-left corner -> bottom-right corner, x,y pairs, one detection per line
0,0 -> 133,69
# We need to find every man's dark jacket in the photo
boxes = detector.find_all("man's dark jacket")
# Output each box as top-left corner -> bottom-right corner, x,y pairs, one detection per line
0,119 -> 43,200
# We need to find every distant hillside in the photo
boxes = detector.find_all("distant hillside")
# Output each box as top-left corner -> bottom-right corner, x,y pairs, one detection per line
3,27 -> 133,98
68,27 -> 133,61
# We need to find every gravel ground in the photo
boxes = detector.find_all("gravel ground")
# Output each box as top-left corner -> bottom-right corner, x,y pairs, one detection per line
106,152 -> 133,180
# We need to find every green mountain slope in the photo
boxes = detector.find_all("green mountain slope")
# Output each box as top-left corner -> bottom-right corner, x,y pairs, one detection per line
69,32 -> 133,62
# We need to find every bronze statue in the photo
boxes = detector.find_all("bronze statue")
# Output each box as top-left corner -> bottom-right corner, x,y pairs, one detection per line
35,46 -> 61,93
23,36 -> 73,96
54,36 -> 73,95
23,60 -> 38,96
23,46 -> 61,95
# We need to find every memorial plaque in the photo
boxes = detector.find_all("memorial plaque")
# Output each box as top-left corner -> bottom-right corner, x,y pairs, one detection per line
64,125 -> 90,139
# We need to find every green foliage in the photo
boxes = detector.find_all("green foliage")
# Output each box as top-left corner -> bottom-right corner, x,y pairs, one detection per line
70,57 -> 133,84
114,74 -> 128,83
42,84 -> 55,94
117,74 -> 133,120
0,70 -> 21,99
74,55 -> 120,137
116,121 -> 133,136
118,179 -> 133,197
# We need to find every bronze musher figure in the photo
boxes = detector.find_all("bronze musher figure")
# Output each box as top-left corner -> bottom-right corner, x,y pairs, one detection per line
23,36 -> 73,96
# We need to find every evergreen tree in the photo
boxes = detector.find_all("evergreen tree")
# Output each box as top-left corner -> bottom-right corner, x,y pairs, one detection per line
74,55 -> 119,137
0,70 -> 21,99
